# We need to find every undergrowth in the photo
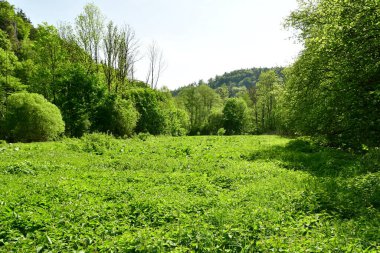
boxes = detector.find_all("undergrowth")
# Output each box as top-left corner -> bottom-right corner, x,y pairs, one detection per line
0,135 -> 378,252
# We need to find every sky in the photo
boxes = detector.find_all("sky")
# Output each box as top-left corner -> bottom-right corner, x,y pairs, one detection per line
8,0 -> 302,89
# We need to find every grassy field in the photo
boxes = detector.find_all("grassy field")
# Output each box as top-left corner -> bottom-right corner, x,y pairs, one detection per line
0,134 -> 379,252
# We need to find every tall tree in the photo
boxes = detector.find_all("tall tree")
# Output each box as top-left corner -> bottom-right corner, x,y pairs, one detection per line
146,41 -> 166,89
58,21 -> 87,64
102,21 -> 119,93
247,85 -> 259,129
256,70 -> 279,132
75,3 -> 104,71
116,24 -> 139,93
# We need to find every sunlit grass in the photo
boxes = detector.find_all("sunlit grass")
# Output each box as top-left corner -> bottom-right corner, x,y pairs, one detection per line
0,135 -> 378,252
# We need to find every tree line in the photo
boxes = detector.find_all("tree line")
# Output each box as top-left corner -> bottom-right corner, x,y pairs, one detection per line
0,0 -> 379,149
0,1 -> 179,142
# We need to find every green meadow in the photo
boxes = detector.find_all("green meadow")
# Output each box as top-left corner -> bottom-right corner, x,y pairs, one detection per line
0,134 -> 379,252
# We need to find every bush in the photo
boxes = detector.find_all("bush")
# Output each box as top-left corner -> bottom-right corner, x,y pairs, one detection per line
93,95 -> 139,137
361,148 -> 380,173
80,133 -> 119,155
136,132 -> 151,141
217,128 -> 226,136
2,92 -> 64,142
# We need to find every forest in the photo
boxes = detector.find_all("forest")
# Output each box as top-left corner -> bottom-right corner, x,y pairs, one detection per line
0,0 -> 378,149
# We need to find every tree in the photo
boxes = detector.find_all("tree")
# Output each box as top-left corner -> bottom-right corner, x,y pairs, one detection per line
204,109 -> 224,135
247,85 -> 259,131
58,21 -> 89,66
0,47 -> 23,91
116,24 -> 139,93
256,70 -> 280,132
283,0 -> 380,147
216,84 -> 229,100
102,21 -> 119,93
146,41 -> 166,89
124,88 -> 167,134
223,98 -> 248,135
75,3 -> 104,71
0,45 -> 25,115
1,92 -> 64,142
30,23 -> 66,102
164,107 -> 189,136
55,64 -> 104,137
0,29 -> 11,50
0,0 -> 33,55
177,84 -> 221,134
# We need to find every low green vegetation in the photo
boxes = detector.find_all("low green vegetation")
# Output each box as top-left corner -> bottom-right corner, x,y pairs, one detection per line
0,135 -> 378,252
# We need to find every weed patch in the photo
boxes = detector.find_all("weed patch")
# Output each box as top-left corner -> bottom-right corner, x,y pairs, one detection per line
0,136 -> 378,251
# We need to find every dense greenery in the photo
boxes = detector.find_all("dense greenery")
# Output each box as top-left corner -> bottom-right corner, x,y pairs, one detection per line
222,98 -> 248,135
176,84 -> 221,134
280,0 -> 380,148
0,0 -> 189,140
1,92 -> 64,142
92,95 -> 139,137
207,67 -> 283,90
0,135 -> 378,251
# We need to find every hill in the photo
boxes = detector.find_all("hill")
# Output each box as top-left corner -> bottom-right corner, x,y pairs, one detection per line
172,67 -> 283,96
207,67 -> 284,89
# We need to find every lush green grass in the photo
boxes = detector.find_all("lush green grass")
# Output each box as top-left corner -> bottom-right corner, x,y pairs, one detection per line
0,134 -> 379,252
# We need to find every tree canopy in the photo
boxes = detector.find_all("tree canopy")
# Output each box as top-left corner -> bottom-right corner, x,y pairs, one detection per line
281,0 -> 380,148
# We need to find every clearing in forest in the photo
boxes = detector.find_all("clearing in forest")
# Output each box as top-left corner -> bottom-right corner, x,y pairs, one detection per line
0,135 -> 379,252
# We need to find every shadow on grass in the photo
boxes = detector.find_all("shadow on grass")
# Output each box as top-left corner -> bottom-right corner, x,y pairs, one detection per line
244,139 -> 380,219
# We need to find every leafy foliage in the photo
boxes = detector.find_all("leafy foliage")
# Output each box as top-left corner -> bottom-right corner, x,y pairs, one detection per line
282,0 -> 380,148
124,88 -> 167,135
205,67 -> 283,90
0,135 -> 378,251
55,64 -> 104,137
223,98 -> 248,135
176,84 -> 221,134
1,92 -> 64,142
93,95 -> 139,137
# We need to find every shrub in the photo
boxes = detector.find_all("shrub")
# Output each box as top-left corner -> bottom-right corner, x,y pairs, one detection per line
136,132 -> 151,141
217,128 -> 226,136
80,133 -> 119,155
93,95 -> 139,137
2,92 -> 64,142
361,148 -> 380,173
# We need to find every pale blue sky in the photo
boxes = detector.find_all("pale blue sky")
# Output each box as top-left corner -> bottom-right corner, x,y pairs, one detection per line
8,0 -> 302,89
